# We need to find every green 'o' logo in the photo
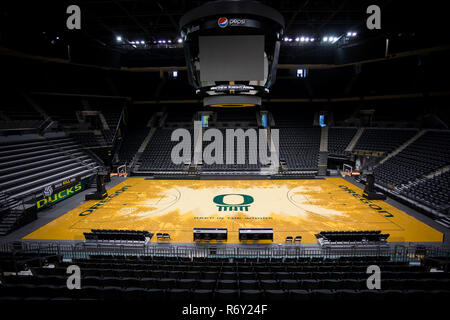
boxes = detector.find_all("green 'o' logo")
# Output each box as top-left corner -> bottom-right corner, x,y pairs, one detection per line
213,194 -> 254,212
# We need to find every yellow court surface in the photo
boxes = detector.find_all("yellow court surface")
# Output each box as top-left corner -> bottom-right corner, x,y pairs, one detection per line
24,178 -> 443,243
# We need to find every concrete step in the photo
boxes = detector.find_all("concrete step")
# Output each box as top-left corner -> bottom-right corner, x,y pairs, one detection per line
436,218 -> 450,229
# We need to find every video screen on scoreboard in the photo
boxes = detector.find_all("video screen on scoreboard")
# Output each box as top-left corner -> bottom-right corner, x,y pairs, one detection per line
319,114 -> 327,127
261,113 -> 268,127
201,115 -> 209,127
199,35 -> 265,82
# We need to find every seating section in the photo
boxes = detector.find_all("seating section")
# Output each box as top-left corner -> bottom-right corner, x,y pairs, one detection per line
354,128 -> 417,154
117,128 -> 149,164
139,129 -> 187,172
328,127 -> 357,157
35,96 -> 79,127
165,111 -> 194,124
202,128 -> 263,172
1,93 -> 42,122
374,131 -> 450,188
103,111 -> 122,131
400,171 -> 450,214
70,132 -> 105,147
278,128 -> 320,171
0,134 -> 101,199
138,126 -> 320,173
0,120 -> 43,130
1,253 -> 449,301
0,93 -> 43,130
101,110 -> 122,144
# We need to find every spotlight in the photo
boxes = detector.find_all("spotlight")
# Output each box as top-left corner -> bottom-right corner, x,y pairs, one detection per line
116,36 -> 122,42
295,37 -> 300,42
352,32 -> 357,36
300,37 -> 305,42
323,37 -> 328,42
347,32 -> 352,37
310,38 -> 315,42
140,40 -> 145,44
177,38 -> 183,43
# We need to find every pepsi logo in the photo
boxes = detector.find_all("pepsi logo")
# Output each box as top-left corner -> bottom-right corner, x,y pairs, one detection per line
218,17 -> 228,28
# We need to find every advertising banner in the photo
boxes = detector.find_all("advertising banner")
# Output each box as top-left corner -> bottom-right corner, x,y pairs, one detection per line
36,177 -> 90,210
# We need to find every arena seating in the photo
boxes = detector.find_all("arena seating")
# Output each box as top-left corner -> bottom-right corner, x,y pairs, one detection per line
116,128 -> 149,164
165,111 -> 195,125
374,131 -> 450,188
1,92 -> 42,122
33,96 -> 79,128
70,132 -> 105,147
0,120 -> 43,130
353,128 -> 417,154
202,128 -> 262,172
1,252 -> 449,301
278,127 -> 320,171
137,125 -> 320,173
400,171 -> 450,214
138,128 -> 188,172
102,111 -> 122,144
0,134 -> 101,199
328,127 -> 357,157
138,127 -> 266,173
103,111 -> 122,132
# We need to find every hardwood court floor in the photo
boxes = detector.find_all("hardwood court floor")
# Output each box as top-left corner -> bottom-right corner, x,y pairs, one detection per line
24,178 -> 443,243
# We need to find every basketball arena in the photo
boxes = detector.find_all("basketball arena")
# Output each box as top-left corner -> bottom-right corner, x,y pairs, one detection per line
24,178 -> 442,243
1,0 -> 450,309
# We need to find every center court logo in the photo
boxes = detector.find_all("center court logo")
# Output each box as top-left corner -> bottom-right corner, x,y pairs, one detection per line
218,17 -> 228,28
213,194 -> 254,212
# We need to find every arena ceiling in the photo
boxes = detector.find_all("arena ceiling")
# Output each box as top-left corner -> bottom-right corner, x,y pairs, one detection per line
0,0 -> 448,67
44,0 -> 440,43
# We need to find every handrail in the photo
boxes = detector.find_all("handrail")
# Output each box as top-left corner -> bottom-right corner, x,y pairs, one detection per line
1,240 -> 449,261
109,106 -> 125,164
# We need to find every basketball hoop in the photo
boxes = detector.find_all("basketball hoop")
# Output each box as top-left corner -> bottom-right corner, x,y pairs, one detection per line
117,164 -> 128,178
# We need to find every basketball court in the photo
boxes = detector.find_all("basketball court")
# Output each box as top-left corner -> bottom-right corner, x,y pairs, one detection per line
23,178 -> 442,243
